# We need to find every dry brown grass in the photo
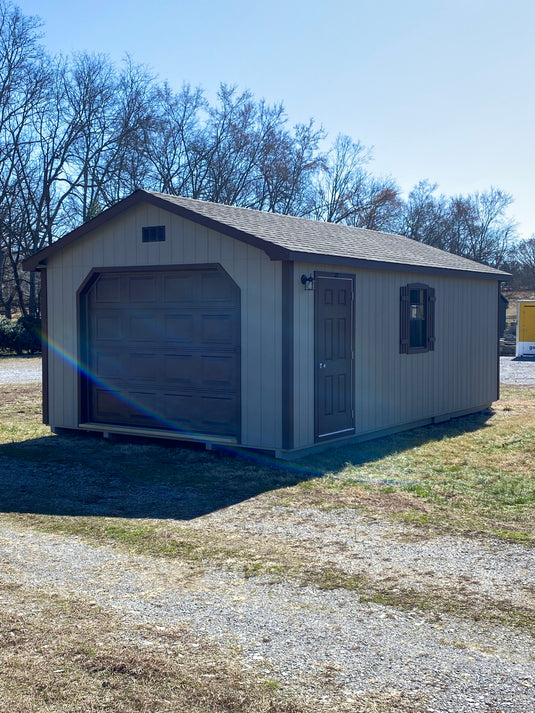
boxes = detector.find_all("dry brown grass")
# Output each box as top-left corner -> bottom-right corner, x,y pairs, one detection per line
0,576 -> 425,713
0,382 -> 42,418
0,577 -> 309,713
0,382 -> 48,443
1,381 -> 534,710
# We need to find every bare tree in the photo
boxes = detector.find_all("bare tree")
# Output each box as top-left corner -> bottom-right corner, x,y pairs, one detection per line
58,54 -> 155,223
0,1 -> 48,315
142,82 -> 324,215
311,134 -> 370,223
255,118 -> 325,216
310,134 -> 401,230
200,84 -> 307,209
142,81 -> 206,196
398,182 -> 516,268
509,237 -> 535,290
447,188 -> 516,267
397,180 -> 450,248
102,56 -> 156,202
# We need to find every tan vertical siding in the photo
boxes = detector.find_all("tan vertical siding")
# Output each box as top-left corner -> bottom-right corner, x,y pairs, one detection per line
44,201 -> 499,452
292,264 -> 499,446
354,270 -> 498,435
46,203 -> 282,449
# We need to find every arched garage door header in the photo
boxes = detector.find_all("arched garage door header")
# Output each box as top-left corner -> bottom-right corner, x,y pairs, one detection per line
79,264 -> 241,440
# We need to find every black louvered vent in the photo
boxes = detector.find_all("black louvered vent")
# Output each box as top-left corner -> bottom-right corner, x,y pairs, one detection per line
142,225 -> 166,243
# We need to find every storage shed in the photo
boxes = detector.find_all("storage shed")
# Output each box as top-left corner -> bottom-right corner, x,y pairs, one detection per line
24,190 -> 510,458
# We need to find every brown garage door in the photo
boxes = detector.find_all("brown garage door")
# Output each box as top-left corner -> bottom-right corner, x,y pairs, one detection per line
80,266 -> 241,439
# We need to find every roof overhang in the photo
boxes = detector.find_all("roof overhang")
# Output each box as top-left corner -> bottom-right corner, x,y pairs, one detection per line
22,189 -> 512,282
23,190 -> 286,271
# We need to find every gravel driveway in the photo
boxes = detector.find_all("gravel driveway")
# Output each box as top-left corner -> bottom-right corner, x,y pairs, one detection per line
0,356 -> 41,384
1,356 -> 535,711
500,356 -> 535,385
1,507 -> 534,712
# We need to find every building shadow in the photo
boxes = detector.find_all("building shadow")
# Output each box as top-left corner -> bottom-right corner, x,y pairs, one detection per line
0,409 -> 493,521
0,432 -> 317,520
305,408 -> 494,474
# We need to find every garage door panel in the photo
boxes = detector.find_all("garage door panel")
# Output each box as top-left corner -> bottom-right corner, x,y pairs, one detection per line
129,316 -> 163,342
129,353 -> 158,380
93,388 -> 126,421
94,352 -> 123,379
164,355 -> 196,385
200,355 -> 236,389
201,272 -> 238,303
128,276 -> 158,302
94,314 -> 122,340
198,395 -> 238,435
83,267 -> 240,439
163,273 -> 197,303
201,314 -> 236,344
161,393 -> 197,430
120,391 -> 161,426
164,314 -> 195,343
95,276 -> 122,303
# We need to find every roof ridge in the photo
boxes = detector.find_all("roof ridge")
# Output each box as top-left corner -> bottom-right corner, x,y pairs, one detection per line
23,190 -> 511,280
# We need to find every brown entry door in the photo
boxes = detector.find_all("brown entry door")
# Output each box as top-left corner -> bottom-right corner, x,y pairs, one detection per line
315,274 -> 355,441
81,266 -> 241,439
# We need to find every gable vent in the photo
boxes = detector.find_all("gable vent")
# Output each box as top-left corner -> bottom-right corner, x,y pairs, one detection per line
142,225 -> 166,243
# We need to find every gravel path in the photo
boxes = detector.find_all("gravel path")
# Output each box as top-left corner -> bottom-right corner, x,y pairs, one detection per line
500,356 -> 535,385
1,357 -> 535,710
0,356 -> 41,383
196,503 -> 535,611
1,511 -> 534,712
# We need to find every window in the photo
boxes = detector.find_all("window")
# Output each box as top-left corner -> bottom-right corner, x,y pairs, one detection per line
400,283 -> 435,354
142,225 -> 166,243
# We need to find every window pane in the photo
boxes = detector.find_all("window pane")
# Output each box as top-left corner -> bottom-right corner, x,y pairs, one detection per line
409,288 -> 427,348
410,317 -> 427,348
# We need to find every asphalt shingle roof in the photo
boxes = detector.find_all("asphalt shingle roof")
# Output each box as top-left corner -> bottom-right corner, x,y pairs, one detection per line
23,189 -> 510,279
149,192 -> 509,279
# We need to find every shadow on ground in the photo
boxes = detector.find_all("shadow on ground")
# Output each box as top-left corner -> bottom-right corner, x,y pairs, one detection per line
0,409 -> 493,520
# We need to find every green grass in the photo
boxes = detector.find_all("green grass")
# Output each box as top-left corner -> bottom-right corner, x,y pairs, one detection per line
2,383 -> 535,546
291,386 -> 535,543
2,382 -> 535,636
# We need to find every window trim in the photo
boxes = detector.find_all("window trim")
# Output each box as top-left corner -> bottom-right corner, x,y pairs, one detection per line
142,225 -> 166,243
400,282 -> 436,354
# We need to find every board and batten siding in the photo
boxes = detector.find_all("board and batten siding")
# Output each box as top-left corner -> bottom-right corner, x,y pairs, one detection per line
292,263 -> 499,449
45,203 -> 283,449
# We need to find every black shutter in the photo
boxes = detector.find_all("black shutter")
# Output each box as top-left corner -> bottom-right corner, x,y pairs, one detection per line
427,287 -> 436,351
400,285 -> 410,353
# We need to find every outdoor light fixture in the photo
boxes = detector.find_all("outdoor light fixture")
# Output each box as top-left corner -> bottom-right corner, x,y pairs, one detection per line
301,274 -> 315,291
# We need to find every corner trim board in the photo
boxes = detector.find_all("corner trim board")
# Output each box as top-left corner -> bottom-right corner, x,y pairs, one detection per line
39,268 -> 49,425
281,261 -> 294,450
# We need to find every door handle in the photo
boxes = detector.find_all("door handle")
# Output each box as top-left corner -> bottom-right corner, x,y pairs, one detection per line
319,362 -> 326,369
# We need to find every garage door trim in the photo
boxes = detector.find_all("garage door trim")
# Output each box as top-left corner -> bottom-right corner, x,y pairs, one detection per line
77,263 -> 241,441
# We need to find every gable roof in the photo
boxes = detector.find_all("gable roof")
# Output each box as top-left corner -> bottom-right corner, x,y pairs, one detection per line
23,189 -> 510,279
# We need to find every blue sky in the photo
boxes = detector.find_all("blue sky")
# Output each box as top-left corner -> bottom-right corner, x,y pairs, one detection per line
15,0 -> 535,239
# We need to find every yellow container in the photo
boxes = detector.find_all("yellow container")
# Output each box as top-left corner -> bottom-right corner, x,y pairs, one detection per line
516,300 -> 535,356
